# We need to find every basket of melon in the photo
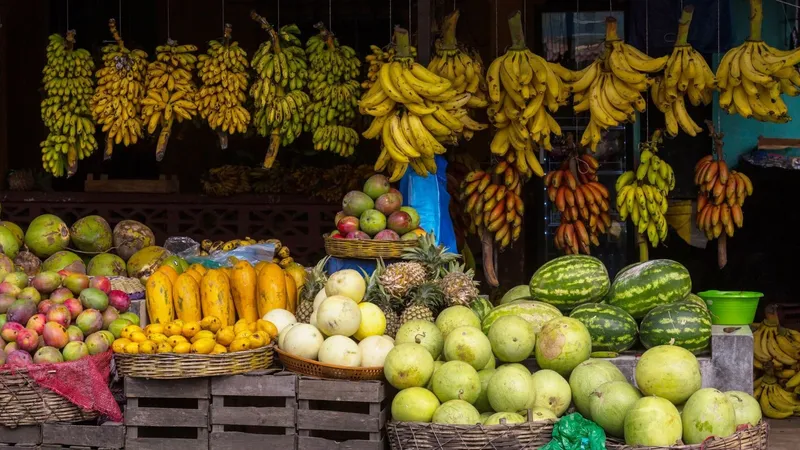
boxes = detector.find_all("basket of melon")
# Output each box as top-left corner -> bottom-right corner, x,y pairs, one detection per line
112,260 -> 305,378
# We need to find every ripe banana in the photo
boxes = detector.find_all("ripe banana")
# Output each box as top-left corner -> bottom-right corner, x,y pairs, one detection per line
694,154 -> 752,241
40,30 -> 97,177
460,167 -> 523,251
362,43 -> 417,91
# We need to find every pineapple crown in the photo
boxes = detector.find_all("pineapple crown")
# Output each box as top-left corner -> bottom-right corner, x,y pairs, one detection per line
362,259 -> 404,312
301,255 -> 329,303
406,281 -> 445,313
402,233 -> 460,279
443,261 -> 476,280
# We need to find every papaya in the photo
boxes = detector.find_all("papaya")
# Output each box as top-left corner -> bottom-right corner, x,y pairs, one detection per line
146,271 -> 175,324
173,274 -> 202,322
284,271 -> 297,314
183,269 -> 202,283
156,265 -> 179,285
189,263 -> 208,276
254,261 -> 268,275
256,262 -> 287,317
200,269 -> 234,326
230,261 -> 258,323
220,267 -> 232,279
284,263 -> 307,296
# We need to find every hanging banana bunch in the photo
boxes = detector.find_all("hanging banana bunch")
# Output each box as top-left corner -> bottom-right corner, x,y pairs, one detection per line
460,164 -> 524,251
360,26 -> 468,182
566,17 -> 665,151
91,19 -> 148,160
40,30 -> 97,177
427,9 -> 489,141
362,44 -> 417,91
141,40 -> 198,161
717,0 -> 800,122
250,11 -> 310,168
196,24 -> 251,150
651,6 -> 716,137
304,23 -> 361,157
487,11 -> 570,178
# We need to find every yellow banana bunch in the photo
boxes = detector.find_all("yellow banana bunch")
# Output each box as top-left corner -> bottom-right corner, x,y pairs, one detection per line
651,6 -> 716,137
361,27 -> 468,181
141,40 -> 198,161
694,155 -> 752,240
250,12 -> 309,168
362,44 -> 417,91
545,154 -> 609,254
427,10 -> 489,141
312,125 -> 359,156
568,17 -> 664,151
487,11 -> 568,172
717,0 -> 800,123
91,19 -> 148,160
753,309 -> 800,418
196,24 -> 251,149
616,130 -> 673,248
40,31 -> 97,177
460,167 -> 524,251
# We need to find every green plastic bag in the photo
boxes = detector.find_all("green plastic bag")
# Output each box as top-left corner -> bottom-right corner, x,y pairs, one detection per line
541,413 -> 607,450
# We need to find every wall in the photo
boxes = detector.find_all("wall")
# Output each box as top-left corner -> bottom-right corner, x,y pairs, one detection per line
715,0 -> 800,166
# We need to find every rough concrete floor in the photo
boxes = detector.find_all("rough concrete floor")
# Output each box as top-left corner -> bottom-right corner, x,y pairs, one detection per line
768,418 -> 800,449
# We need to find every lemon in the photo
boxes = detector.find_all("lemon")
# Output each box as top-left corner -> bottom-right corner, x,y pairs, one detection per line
353,302 -> 386,341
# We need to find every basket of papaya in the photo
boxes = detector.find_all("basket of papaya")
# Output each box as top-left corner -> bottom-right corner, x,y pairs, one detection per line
112,260 -> 303,379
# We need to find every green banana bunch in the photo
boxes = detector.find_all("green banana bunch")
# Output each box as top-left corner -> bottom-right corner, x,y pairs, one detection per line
40,30 -> 97,177
313,125 -> 359,157
250,11 -> 309,168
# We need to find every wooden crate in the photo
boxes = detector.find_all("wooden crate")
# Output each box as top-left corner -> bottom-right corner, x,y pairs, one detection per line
209,370 -> 297,450
297,377 -> 389,450
124,377 -> 209,450
40,422 -> 124,450
0,425 -> 41,448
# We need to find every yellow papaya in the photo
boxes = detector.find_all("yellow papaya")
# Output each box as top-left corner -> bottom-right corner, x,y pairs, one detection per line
183,269 -> 202,284
156,265 -> 179,286
256,263 -> 287,318
146,271 -> 175,324
220,267 -> 232,279
254,261 -> 268,275
190,263 -> 208,276
200,269 -> 234,326
284,271 -> 297,314
173,274 -> 202,322
230,261 -> 259,323
284,263 -> 307,295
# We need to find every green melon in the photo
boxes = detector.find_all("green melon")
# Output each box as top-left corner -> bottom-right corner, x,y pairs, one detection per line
469,297 -> 493,322
481,300 -> 562,335
529,255 -> 610,311
570,303 -> 638,353
606,259 -> 691,319
639,301 -> 712,354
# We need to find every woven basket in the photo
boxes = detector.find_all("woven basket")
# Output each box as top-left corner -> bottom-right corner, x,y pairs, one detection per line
323,234 -> 418,259
605,421 -> 769,450
275,347 -> 384,380
114,345 -> 273,379
387,419 -> 556,449
0,368 -> 97,426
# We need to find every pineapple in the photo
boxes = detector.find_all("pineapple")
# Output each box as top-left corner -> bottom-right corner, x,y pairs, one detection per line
364,260 -> 402,337
439,262 -> 480,306
399,282 -> 445,326
379,261 -> 427,298
402,233 -> 460,279
297,256 -> 329,323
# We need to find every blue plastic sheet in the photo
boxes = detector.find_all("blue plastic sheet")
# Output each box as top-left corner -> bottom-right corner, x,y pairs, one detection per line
398,154 -> 457,253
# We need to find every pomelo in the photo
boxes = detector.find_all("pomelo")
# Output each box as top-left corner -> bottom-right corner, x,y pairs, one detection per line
500,285 -> 533,304
535,317 -> 591,377
624,396 -> 682,446
383,343 -> 435,390
682,388 -> 736,444
725,390 -> 762,427
530,369 -> 571,417
635,345 -> 701,405
488,315 -> 535,363
432,400 -> 481,425
443,326 -> 492,370
483,412 -> 526,425
473,368 -> 496,413
435,305 -> 480,338
589,380 -> 641,438
431,360 -> 481,404
569,359 -> 627,419
391,387 -> 440,423
487,366 -> 535,413
394,319 -> 443,360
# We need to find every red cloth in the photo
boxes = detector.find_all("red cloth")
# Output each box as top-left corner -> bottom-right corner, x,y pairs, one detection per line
9,351 -> 122,422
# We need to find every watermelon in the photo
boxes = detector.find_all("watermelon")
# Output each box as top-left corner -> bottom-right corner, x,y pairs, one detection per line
684,293 -> 708,310
614,262 -> 643,281
639,301 -> 712,354
569,303 -> 638,353
606,259 -> 691,319
481,300 -> 562,335
470,297 -> 493,322
529,255 -> 610,311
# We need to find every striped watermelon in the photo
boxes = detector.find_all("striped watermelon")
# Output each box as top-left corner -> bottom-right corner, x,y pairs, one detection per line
481,300 -> 562,335
684,293 -> 708,310
639,301 -> 712,354
469,297 -> 494,321
614,262 -> 643,281
606,259 -> 691,319
529,255 -> 610,312
569,303 -> 638,352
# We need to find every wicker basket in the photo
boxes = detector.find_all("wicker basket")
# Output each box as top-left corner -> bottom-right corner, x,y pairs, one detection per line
605,421 -> 769,450
0,368 -> 97,426
387,419 -> 556,449
114,345 -> 273,379
275,347 -> 384,380
323,234 -> 418,259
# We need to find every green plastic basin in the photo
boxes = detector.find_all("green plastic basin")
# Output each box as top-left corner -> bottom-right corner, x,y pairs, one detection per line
697,290 -> 763,325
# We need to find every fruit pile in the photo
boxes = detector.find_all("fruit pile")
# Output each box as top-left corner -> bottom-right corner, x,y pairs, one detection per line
0,269 -> 134,366
545,153 -> 611,255
40,31 -> 97,177
752,306 -> 800,419
331,174 -> 424,241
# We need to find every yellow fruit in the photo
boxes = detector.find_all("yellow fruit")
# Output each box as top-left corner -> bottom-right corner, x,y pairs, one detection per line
112,338 -> 131,353
121,325 -> 143,339
182,321 -> 201,338
164,322 -> 183,337
191,330 -> 215,343
124,342 -> 140,354
235,330 -> 252,340
139,340 -> 157,354
353,302 -> 386,341
191,337 -> 216,354
172,319 -> 185,328
146,271 -> 175,324
249,331 -> 268,349
211,344 -> 228,354
190,263 -> 208,276
200,316 -> 222,333
167,335 -> 188,347
156,342 -> 173,353
130,331 -> 148,343
173,342 -> 192,354
234,319 -> 250,335
256,319 -> 279,339
228,338 -> 250,352
248,322 -> 258,333
144,324 -> 166,336
148,333 -> 168,344
216,326 -> 236,346
157,264 -> 179,285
